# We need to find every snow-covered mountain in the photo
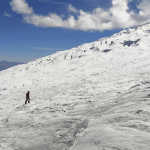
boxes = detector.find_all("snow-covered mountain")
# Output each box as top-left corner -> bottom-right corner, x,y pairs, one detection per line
1,22 -> 150,150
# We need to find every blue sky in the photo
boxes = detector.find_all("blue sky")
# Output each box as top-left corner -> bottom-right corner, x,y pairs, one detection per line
0,0 -> 150,63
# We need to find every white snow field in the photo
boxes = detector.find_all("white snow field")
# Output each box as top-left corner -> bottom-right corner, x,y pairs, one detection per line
1,22 -> 150,150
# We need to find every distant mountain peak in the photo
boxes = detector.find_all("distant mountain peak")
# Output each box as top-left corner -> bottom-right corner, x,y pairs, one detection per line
0,61 -> 24,71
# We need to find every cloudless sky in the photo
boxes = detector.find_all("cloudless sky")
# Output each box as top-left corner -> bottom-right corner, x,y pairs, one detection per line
0,0 -> 147,63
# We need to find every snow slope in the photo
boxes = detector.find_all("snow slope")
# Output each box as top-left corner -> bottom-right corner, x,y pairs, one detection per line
1,22 -> 150,150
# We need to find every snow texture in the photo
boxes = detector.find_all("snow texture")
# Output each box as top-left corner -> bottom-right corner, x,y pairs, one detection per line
1,22 -> 150,150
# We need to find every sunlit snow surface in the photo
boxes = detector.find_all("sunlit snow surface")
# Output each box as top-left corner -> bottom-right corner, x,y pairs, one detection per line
1,23 -> 150,150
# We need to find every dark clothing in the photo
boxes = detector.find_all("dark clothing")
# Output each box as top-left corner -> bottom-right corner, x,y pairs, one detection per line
25,92 -> 30,104
26,92 -> 29,99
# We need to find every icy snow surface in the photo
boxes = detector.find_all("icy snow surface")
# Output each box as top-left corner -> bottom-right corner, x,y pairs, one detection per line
1,22 -> 150,149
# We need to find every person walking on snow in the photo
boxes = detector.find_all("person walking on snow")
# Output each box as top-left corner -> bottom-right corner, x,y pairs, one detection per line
25,91 -> 30,104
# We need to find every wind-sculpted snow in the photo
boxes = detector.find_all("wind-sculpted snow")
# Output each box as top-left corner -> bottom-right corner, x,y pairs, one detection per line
1,22 -> 150,149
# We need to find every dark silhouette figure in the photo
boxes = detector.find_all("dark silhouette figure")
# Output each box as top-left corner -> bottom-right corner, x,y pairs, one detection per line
25,91 -> 30,104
